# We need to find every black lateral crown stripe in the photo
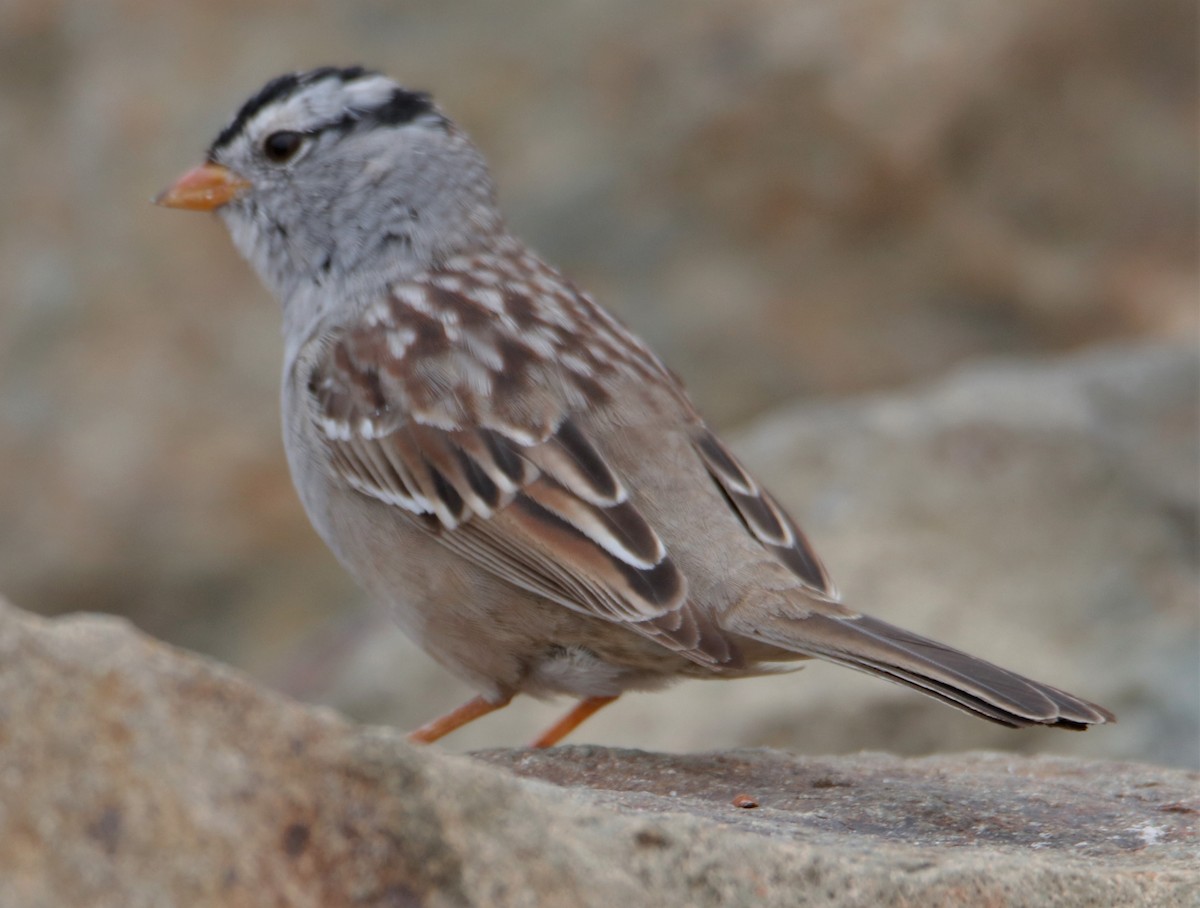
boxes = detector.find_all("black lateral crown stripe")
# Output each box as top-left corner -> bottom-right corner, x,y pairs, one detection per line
208,66 -> 380,156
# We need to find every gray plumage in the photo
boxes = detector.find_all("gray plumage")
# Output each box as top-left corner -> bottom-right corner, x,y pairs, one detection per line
158,67 -> 1113,744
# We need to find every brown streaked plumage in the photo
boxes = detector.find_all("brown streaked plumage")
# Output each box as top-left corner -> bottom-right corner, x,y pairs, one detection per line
156,67 -> 1114,746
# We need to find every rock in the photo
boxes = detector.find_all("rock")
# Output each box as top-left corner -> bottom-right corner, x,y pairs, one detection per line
0,598 -> 1196,908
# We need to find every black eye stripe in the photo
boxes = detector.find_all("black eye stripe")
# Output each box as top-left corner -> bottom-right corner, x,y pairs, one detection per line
314,91 -> 440,139
210,67 -> 373,154
208,69 -> 440,159
365,89 -> 437,127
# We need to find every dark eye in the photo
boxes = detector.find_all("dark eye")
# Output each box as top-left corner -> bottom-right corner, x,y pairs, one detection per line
262,130 -> 304,164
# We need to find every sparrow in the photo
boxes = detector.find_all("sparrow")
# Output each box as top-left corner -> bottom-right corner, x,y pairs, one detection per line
156,67 -> 1114,747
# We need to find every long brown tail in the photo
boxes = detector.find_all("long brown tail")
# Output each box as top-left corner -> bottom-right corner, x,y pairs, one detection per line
733,608 -> 1115,729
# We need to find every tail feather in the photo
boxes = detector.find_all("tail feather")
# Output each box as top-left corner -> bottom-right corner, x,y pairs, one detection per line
732,607 -> 1115,729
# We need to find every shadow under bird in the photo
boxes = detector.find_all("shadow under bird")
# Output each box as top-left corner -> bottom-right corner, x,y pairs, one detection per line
156,67 -> 1114,747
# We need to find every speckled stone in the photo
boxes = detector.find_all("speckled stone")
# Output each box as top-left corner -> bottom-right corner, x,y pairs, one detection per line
1,598 -> 1195,908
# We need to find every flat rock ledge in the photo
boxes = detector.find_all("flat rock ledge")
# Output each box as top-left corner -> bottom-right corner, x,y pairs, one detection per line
1,599 -> 1195,908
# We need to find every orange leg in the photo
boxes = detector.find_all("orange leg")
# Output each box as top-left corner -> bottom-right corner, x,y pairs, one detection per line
408,693 -> 514,745
529,695 -> 619,748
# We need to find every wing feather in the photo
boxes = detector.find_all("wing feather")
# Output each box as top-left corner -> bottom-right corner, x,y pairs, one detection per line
694,429 -> 836,597
308,321 -> 737,668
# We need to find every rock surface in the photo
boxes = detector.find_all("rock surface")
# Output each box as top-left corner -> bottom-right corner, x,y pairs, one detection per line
1,598 -> 1196,908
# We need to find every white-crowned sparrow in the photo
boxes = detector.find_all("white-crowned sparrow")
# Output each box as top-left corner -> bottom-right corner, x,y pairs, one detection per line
156,67 -> 1114,747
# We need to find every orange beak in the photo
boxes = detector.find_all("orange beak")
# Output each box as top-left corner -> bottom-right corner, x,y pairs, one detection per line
154,162 -> 251,211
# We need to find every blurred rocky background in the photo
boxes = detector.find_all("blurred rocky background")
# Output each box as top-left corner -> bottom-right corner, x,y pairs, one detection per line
1,0 -> 1196,766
